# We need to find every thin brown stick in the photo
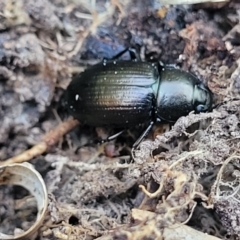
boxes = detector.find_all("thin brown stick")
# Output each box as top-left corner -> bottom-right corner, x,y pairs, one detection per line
0,118 -> 80,166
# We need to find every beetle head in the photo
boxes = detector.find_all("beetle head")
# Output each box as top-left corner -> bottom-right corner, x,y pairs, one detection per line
193,83 -> 213,113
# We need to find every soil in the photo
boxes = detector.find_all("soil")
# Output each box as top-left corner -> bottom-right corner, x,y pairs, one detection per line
1,0 -> 240,239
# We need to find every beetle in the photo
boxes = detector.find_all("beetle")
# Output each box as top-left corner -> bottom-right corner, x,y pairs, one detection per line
65,48 -> 213,148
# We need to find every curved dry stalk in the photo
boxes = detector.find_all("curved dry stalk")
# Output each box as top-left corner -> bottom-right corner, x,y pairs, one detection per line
0,118 -> 79,166
0,163 -> 48,239
139,181 -> 164,199
169,150 -> 203,169
210,152 -> 240,203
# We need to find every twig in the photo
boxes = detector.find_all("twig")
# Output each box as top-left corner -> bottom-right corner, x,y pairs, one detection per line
0,118 -> 79,166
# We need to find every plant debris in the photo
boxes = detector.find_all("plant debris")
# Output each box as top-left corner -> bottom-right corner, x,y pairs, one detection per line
1,0 -> 240,239
0,163 -> 47,239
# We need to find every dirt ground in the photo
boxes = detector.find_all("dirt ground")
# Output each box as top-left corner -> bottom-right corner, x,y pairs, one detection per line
1,0 -> 240,239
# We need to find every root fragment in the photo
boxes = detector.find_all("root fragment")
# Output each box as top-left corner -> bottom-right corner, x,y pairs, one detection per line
0,118 -> 79,166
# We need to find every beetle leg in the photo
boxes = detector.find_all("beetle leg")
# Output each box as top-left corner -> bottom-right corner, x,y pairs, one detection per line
132,121 -> 155,149
128,48 -> 141,61
100,129 -> 126,143
164,63 -> 178,69
106,48 -> 141,61
74,130 -> 126,153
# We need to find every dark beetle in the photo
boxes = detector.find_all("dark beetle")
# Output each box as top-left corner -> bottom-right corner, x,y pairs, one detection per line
65,49 -> 213,148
